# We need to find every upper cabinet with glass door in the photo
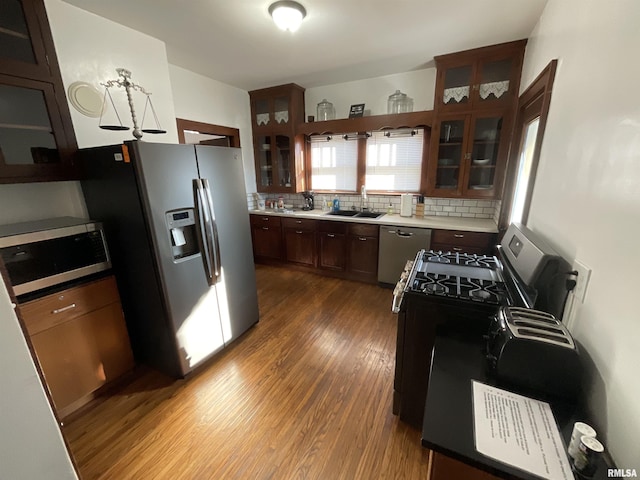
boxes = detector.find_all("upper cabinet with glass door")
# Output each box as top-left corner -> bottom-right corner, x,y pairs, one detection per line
0,0 -> 78,183
427,110 -> 508,198
434,40 -> 527,113
249,84 -> 306,193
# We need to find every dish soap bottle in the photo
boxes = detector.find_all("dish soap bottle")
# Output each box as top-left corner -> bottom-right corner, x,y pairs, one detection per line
332,195 -> 340,212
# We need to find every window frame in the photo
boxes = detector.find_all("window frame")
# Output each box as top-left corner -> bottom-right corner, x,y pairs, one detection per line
304,128 -> 430,195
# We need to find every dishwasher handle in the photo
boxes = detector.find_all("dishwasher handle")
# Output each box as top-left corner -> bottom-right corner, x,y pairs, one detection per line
387,229 -> 414,238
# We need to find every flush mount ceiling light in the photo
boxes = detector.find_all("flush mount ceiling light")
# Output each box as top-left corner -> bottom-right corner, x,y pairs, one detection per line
269,1 -> 306,32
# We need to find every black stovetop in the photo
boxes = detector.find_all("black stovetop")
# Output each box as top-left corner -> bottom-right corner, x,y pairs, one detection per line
408,250 -> 510,306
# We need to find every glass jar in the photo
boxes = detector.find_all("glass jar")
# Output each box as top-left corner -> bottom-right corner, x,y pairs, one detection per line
387,90 -> 414,114
316,99 -> 335,121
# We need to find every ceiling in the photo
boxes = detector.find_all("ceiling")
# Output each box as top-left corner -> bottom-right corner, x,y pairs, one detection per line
61,0 -> 548,91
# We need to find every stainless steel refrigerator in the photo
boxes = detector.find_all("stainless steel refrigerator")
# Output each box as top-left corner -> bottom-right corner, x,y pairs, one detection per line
80,141 -> 259,378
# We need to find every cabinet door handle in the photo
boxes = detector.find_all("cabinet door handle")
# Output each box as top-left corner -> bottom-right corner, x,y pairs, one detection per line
358,237 -> 367,241
52,303 -> 76,314
295,230 -> 303,234
464,153 -> 471,160
454,234 -> 464,238
295,220 -> 302,224
327,233 -> 335,238
261,217 -> 269,221
262,227 -> 269,230
452,247 -> 463,252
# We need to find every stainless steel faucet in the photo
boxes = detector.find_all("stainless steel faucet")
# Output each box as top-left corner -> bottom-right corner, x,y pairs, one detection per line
360,185 -> 367,211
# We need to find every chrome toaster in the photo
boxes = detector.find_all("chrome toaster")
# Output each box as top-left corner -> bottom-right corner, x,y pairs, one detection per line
486,307 -> 582,399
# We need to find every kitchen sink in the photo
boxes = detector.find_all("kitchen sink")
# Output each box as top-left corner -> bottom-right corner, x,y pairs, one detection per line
326,210 -> 359,217
355,211 -> 384,219
325,210 -> 384,219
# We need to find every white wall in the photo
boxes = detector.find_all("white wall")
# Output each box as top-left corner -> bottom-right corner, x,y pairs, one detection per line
0,278 -> 78,480
44,0 -> 178,147
304,68 -> 436,119
521,0 -> 640,468
168,65 -> 257,194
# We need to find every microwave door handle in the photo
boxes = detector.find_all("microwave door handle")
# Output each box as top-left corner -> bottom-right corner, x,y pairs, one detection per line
201,179 -> 221,284
193,179 -> 213,283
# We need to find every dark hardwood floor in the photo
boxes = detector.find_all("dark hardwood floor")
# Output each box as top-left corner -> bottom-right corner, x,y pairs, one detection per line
63,265 -> 431,479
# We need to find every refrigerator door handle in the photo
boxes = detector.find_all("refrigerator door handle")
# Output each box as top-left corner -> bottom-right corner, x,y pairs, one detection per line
202,178 -> 221,284
193,178 -> 214,283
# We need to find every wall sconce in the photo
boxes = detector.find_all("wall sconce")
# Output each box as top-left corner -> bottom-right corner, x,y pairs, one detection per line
269,1 -> 306,32
99,68 -> 166,140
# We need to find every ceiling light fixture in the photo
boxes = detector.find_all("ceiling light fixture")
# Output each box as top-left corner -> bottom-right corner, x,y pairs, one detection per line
269,1 -> 306,32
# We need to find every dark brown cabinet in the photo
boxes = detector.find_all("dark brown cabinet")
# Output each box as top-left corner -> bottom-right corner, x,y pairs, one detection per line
428,40 -> 526,199
434,40 -> 526,113
250,214 -> 283,262
427,109 -> 509,198
19,275 -> 134,418
317,221 -> 347,273
430,229 -> 496,255
346,223 -> 379,282
283,217 -> 316,267
0,0 -> 78,183
249,84 -> 306,193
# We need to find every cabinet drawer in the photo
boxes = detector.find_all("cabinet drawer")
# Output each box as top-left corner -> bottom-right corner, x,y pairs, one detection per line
431,230 -> 494,248
20,275 -> 120,336
348,223 -> 379,238
282,217 -> 317,231
318,220 -> 347,234
250,214 -> 281,227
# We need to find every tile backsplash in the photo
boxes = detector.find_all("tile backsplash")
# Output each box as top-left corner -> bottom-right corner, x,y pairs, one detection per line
247,193 -> 499,220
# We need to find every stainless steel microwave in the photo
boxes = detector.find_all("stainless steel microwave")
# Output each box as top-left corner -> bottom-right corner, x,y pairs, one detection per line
0,217 -> 111,296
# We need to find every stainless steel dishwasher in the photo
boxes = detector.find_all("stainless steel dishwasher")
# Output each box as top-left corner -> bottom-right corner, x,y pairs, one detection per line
377,225 -> 432,284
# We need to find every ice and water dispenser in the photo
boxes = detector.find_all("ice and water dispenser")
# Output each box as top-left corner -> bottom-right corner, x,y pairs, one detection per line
166,209 -> 199,260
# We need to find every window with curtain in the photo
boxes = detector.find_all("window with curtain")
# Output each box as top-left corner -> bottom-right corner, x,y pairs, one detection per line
310,134 -> 358,191
365,129 -> 424,192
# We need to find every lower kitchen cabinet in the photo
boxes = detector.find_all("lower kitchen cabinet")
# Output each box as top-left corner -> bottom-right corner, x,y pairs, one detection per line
431,229 -> 496,255
20,275 -> 134,418
317,221 -> 347,273
250,214 -> 283,261
429,452 -> 501,480
283,217 -> 317,267
346,223 -> 379,283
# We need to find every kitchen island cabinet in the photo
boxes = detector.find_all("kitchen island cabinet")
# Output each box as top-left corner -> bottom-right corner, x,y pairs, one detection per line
20,275 -> 134,418
0,0 -> 78,183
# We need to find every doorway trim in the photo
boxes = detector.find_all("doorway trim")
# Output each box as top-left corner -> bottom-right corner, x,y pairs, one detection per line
499,60 -> 558,231
176,118 -> 241,147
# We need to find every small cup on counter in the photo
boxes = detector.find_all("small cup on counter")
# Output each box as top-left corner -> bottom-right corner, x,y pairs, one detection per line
568,422 -> 597,461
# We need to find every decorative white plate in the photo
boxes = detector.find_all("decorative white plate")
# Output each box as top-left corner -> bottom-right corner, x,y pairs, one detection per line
67,81 -> 104,118
473,158 -> 492,165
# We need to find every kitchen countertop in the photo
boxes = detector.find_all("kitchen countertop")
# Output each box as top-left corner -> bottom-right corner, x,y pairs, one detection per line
422,325 -> 610,480
249,209 -> 498,233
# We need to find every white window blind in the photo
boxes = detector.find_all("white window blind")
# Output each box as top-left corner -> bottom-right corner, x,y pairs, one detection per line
310,135 -> 358,191
365,129 -> 424,192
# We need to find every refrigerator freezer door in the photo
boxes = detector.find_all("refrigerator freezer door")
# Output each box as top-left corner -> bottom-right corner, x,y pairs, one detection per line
195,145 -> 259,344
132,142 -> 225,375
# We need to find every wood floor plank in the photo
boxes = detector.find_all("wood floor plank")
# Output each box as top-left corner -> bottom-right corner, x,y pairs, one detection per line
63,265 -> 431,479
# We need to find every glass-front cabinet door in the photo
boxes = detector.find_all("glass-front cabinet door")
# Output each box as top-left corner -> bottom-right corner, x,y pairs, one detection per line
476,57 -> 516,108
440,65 -> 473,110
428,111 -> 507,198
255,134 -> 294,192
464,114 -> 504,194
0,75 -> 76,180
0,0 -> 51,79
432,117 -> 467,193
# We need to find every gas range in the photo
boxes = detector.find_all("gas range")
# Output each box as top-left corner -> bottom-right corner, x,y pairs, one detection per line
408,251 -> 509,306
393,250 -> 511,312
